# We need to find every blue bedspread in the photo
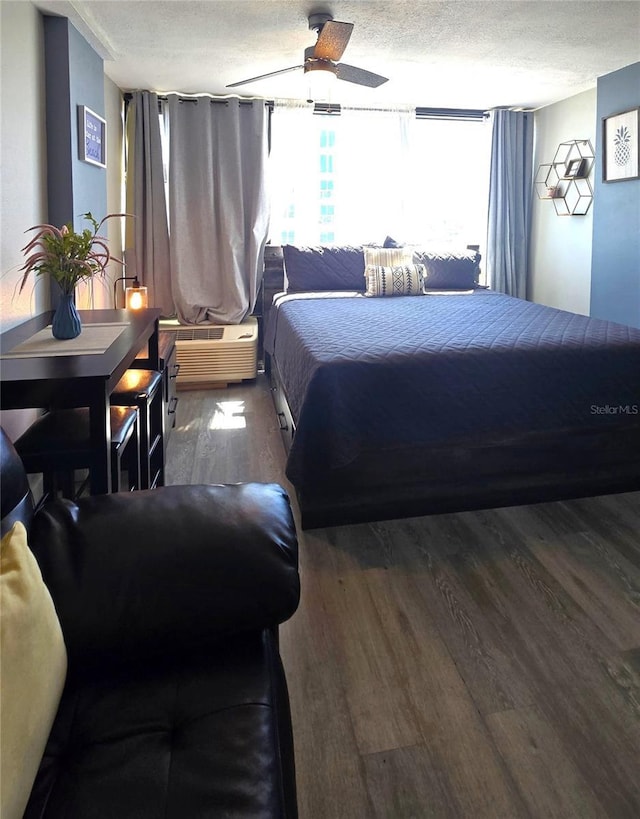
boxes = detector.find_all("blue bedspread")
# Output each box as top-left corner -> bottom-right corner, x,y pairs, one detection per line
265,291 -> 640,487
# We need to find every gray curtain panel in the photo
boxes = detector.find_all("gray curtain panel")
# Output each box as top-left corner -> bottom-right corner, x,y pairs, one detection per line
486,109 -> 533,299
167,96 -> 269,324
125,91 -> 173,316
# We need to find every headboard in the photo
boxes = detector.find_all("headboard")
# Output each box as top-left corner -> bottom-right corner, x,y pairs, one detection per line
261,243 -> 482,350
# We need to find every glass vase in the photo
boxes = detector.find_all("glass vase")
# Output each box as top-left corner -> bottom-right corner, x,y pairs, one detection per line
52,294 -> 82,340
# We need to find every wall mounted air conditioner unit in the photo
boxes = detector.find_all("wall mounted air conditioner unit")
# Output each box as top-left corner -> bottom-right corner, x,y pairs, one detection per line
159,317 -> 258,388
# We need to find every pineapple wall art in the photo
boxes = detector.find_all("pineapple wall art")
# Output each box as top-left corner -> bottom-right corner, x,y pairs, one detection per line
603,108 -> 639,182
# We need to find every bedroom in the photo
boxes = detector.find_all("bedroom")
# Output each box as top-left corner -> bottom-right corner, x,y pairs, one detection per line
1,1 -> 640,817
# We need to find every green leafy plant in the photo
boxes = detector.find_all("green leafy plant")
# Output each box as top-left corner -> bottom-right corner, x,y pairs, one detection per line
19,211 -> 129,296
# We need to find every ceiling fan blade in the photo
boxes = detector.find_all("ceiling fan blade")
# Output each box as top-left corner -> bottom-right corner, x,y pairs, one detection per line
226,65 -> 303,88
336,63 -> 389,88
314,20 -> 354,61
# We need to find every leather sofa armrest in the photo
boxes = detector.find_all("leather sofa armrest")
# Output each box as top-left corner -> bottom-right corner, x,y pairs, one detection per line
28,483 -> 300,678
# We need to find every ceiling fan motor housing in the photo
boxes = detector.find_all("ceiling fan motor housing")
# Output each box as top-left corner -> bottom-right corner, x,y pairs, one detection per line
304,46 -> 338,76
308,13 -> 334,32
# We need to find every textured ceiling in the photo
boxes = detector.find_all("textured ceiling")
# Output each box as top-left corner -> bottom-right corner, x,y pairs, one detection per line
35,0 -> 640,109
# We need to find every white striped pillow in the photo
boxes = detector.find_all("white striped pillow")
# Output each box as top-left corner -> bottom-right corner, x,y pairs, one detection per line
364,246 -> 414,267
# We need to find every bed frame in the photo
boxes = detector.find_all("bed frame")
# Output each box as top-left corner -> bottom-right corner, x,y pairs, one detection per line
269,359 -> 640,528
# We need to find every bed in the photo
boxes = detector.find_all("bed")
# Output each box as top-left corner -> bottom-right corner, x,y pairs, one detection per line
263,244 -> 640,529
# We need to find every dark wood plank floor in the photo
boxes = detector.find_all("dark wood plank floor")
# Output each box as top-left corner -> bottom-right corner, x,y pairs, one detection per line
166,376 -> 640,819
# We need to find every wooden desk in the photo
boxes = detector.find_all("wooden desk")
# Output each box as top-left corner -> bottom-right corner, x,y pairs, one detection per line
0,308 -> 161,495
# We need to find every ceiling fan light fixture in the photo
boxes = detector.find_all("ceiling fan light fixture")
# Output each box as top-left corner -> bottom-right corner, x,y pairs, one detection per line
305,58 -> 337,101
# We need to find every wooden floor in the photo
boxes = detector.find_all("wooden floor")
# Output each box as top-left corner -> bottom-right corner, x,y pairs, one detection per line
166,376 -> 640,819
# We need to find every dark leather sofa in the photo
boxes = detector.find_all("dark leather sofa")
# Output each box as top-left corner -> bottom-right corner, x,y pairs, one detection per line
0,426 -> 300,818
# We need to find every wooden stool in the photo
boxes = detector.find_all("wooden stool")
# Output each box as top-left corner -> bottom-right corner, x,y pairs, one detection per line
110,369 -> 163,489
15,406 -> 140,500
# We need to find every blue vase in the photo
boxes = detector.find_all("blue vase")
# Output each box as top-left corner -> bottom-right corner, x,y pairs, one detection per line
52,294 -> 82,340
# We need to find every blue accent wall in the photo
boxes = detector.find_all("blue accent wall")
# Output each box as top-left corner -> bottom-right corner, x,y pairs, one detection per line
43,16 -> 106,233
590,62 -> 640,328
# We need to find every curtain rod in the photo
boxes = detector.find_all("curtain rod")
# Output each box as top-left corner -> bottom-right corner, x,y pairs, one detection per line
123,92 -> 487,120
270,101 -> 487,119
312,103 -> 487,120
416,107 -> 488,121
123,91 -> 269,107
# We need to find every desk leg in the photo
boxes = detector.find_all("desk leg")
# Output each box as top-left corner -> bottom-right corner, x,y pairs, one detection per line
89,389 -> 111,495
148,319 -> 160,370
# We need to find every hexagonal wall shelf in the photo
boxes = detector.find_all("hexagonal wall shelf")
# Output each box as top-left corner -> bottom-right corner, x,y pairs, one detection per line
535,139 -> 594,215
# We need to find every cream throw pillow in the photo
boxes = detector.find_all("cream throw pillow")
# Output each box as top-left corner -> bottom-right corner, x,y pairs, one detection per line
364,246 -> 414,268
0,522 -> 67,819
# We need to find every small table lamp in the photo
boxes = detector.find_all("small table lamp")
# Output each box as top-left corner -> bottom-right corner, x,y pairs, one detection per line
125,278 -> 149,310
115,276 -> 149,310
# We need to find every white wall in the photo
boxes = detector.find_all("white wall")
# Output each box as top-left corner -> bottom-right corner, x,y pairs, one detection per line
529,88 -> 596,315
0,1 -> 48,331
104,76 -> 124,280
0,2 -> 48,439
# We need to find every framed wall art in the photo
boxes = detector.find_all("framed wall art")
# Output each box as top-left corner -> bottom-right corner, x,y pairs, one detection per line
602,107 -> 639,182
78,105 -> 106,168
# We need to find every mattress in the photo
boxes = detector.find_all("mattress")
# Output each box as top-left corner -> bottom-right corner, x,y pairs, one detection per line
265,291 -> 640,490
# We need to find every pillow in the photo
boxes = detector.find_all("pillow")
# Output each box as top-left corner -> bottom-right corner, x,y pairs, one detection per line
282,245 -> 366,292
382,235 -> 403,248
1,522 -> 67,819
364,246 -> 414,268
413,250 -> 480,290
365,264 -> 425,297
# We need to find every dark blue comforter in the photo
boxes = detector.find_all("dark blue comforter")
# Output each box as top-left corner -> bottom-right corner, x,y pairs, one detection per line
265,291 -> 640,487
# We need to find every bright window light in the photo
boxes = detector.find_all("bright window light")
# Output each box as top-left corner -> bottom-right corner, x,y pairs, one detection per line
409,118 -> 492,252
269,110 -> 491,257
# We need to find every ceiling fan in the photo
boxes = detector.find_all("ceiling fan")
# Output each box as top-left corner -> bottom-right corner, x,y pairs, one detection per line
226,13 -> 389,94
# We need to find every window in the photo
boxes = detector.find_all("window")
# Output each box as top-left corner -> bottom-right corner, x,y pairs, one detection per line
408,118 -> 491,252
269,106 -> 491,255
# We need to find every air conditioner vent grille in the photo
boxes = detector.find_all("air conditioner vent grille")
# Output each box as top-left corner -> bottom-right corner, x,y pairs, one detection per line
174,327 -> 225,341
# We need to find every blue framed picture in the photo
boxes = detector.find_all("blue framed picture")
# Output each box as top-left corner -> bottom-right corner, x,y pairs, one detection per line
78,105 -> 106,168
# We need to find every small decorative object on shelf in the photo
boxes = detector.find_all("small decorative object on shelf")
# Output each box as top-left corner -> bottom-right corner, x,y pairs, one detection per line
20,212 -> 130,339
565,157 -> 586,178
535,139 -> 595,215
